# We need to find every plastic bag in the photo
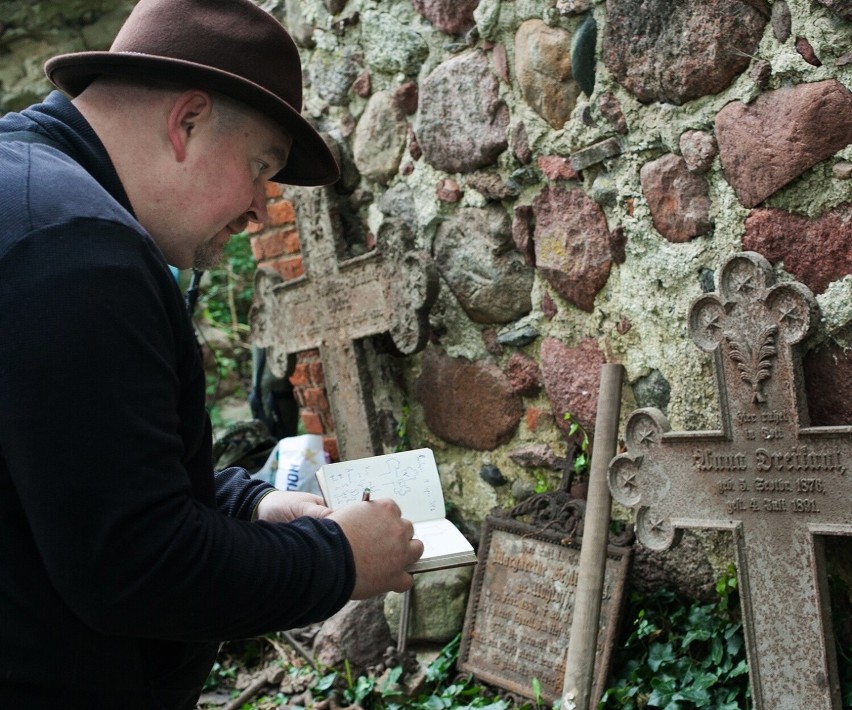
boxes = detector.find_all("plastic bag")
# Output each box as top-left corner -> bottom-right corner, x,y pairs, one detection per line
252,434 -> 327,496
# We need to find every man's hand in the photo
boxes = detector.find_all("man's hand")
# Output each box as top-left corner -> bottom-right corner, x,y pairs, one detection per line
255,490 -> 332,523
329,499 -> 424,599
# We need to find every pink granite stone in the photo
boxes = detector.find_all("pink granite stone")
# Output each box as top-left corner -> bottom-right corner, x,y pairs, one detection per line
411,0 -> 479,35
506,352 -> 542,396
537,155 -> 580,181
640,153 -> 713,242
414,348 -> 523,450
539,337 -> 605,435
742,204 -> 852,294
532,187 -> 612,312
415,51 -> 509,173
715,80 -> 852,208
603,0 -> 768,105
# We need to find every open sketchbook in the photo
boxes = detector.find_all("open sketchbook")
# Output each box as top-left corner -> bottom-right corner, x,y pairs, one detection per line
315,448 -> 477,573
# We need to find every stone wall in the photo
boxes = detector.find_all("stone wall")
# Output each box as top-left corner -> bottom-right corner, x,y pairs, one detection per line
262,0 -> 852,535
0,0 -> 135,112
5,0 -> 852,575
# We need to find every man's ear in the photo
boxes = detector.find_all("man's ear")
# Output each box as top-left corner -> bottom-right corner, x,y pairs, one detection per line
167,90 -> 214,162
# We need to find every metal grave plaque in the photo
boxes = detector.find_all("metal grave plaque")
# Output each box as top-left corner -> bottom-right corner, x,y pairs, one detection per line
608,252 -> 852,710
459,514 -> 631,704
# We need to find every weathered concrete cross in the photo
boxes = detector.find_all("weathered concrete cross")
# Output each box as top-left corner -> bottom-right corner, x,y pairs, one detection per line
250,185 -> 437,460
608,252 -> 851,709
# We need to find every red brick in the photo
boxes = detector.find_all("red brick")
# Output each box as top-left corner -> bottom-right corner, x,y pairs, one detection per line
280,229 -> 301,254
526,406 -> 551,432
250,236 -> 265,262
265,181 -> 284,199
320,408 -> 335,432
249,233 -> 275,261
265,232 -> 287,259
302,387 -> 329,411
299,349 -> 321,361
289,363 -> 310,387
323,436 -> 339,463
267,199 -> 296,227
269,256 -> 304,281
251,229 -> 301,261
292,387 -> 305,407
309,361 -> 325,386
300,411 -> 324,435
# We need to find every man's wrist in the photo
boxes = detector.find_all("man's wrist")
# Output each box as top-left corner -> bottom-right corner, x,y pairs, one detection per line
251,488 -> 278,522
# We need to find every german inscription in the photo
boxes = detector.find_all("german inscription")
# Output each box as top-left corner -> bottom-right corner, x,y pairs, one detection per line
608,252 -> 852,710
458,516 -> 630,704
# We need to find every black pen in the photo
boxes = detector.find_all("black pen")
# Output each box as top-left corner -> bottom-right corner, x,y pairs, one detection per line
362,488 -> 371,502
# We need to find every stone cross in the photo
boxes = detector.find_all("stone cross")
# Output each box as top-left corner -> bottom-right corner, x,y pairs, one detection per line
608,252 -> 851,710
250,185 -> 437,460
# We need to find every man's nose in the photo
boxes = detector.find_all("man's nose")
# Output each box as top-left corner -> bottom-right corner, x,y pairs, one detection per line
245,184 -> 269,229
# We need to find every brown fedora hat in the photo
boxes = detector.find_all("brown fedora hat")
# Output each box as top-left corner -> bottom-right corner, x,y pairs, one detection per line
44,0 -> 339,187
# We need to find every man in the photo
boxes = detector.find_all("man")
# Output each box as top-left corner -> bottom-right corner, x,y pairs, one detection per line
0,0 -> 423,707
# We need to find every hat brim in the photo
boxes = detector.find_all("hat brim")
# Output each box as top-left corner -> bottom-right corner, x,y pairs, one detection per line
45,52 -> 340,187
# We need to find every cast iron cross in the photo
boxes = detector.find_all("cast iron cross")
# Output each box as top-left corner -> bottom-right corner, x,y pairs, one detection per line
608,252 -> 851,710
250,185 -> 437,459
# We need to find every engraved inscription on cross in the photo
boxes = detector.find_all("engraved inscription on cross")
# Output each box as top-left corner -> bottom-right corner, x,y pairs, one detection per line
250,185 -> 437,459
608,252 -> 851,710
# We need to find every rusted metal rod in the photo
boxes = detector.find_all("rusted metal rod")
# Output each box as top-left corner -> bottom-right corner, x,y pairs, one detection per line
561,363 -> 624,710
397,588 -> 412,653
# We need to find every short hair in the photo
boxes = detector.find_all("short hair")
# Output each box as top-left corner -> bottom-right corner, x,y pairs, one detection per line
87,75 -> 253,134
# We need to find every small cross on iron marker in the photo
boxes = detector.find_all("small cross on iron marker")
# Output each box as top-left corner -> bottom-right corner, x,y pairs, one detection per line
608,252 -> 852,710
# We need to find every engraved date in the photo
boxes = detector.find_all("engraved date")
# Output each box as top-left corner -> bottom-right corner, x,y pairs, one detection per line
791,498 -> 821,513
796,478 -> 825,494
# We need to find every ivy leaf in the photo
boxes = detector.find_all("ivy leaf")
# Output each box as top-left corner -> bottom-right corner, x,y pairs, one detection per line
728,658 -> 750,678
648,642 -> 676,672
726,626 -> 744,656
710,635 -> 724,666
674,683 -> 712,704
314,672 -> 337,692
648,674 -> 677,705
419,694 -> 448,710
682,627 -> 712,647
686,669 -> 718,691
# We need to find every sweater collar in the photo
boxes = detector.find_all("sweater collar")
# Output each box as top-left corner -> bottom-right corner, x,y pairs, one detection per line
11,91 -> 134,216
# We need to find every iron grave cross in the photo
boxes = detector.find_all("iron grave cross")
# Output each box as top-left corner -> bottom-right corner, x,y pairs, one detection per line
250,185 -> 437,459
608,252 -> 851,710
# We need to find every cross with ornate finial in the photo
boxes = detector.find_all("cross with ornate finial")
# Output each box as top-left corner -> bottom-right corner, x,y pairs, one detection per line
609,252 -> 852,710
250,185 -> 437,460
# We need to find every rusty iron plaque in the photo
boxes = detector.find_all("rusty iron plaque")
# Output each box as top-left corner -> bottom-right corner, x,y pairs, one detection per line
458,515 -> 631,704
608,252 -> 852,710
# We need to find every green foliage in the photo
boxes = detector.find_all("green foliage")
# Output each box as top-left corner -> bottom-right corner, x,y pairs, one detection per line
194,232 -> 256,427
204,568 -> 852,710
306,634 -> 517,710
199,232 -> 257,331
202,660 -> 236,692
563,412 -> 590,480
533,470 -> 552,494
395,403 -> 412,453
599,565 -> 751,709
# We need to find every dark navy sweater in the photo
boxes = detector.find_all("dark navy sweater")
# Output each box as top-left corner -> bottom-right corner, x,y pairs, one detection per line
0,92 -> 354,708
